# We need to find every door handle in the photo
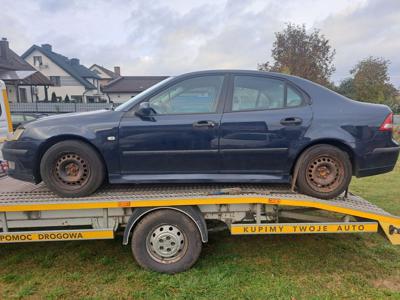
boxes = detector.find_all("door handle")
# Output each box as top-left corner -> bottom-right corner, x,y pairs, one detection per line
280,117 -> 303,126
193,120 -> 216,128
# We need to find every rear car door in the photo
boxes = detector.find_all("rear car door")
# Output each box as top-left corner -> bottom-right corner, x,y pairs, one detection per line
118,74 -> 227,175
220,74 -> 313,178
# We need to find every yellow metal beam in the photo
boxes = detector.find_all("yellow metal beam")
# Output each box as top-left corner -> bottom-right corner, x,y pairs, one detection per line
1,196 -> 399,226
0,229 -> 114,243
2,88 -> 13,134
1,195 -> 399,244
231,222 -> 378,235
379,222 -> 400,245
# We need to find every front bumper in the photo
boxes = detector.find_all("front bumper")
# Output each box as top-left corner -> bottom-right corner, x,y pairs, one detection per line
1,141 -> 40,183
356,146 -> 400,177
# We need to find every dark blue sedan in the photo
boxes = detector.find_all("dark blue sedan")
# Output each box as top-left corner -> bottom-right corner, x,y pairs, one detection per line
2,70 -> 399,199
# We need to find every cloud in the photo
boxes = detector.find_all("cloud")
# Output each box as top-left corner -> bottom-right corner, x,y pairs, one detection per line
318,0 -> 400,85
0,0 -> 399,85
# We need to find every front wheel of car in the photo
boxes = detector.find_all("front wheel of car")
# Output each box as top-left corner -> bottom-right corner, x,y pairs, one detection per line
40,140 -> 105,198
296,144 -> 352,199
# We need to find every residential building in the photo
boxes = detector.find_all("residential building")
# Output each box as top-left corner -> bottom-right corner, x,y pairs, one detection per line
89,64 -> 120,87
22,44 -> 106,103
0,38 -> 52,103
102,76 -> 168,103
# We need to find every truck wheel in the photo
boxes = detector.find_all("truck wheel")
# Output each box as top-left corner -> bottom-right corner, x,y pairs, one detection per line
131,209 -> 202,274
40,140 -> 105,198
296,144 -> 352,199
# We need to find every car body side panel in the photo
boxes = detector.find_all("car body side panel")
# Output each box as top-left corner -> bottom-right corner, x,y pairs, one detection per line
3,110 -> 123,182
290,75 -> 399,176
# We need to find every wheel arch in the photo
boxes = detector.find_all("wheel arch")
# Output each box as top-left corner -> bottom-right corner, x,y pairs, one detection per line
123,206 -> 208,245
34,134 -> 108,182
291,139 -> 356,175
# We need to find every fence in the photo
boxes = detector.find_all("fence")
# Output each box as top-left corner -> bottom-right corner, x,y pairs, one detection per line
9,102 -> 117,113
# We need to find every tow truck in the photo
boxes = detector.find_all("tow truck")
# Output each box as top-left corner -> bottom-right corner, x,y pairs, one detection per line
0,80 -> 399,273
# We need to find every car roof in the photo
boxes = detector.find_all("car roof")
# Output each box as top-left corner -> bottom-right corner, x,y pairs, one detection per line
174,69 -> 303,81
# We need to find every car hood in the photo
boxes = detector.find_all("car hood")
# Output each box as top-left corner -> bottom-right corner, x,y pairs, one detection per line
23,109 -> 121,129
18,109 -> 124,142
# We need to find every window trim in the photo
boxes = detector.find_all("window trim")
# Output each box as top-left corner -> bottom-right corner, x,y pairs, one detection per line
33,56 -> 42,66
224,73 -> 310,113
124,73 -> 230,117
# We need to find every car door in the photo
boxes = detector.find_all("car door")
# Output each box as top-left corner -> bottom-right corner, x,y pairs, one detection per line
220,74 -> 313,178
118,74 -> 227,175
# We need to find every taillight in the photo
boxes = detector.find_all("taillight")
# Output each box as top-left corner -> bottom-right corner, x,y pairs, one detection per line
379,112 -> 393,131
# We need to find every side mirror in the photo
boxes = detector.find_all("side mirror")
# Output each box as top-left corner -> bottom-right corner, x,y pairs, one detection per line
135,102 -> 153,117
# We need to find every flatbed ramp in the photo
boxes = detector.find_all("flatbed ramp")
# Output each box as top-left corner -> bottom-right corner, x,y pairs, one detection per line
0,180 -> 399,272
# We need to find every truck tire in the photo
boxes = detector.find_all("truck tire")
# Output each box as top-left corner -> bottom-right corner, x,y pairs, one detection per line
40,140 -> 105,198
131,209 -> 202,273
296,144 -> 352,199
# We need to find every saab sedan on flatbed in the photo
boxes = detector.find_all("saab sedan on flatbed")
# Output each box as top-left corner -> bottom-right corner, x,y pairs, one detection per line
2,70 -> 399,199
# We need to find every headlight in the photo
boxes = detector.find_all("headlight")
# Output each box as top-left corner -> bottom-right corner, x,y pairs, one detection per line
7,128 -> 25,141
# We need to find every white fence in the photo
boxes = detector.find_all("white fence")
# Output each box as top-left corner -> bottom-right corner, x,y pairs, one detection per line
10,102 -> 116,113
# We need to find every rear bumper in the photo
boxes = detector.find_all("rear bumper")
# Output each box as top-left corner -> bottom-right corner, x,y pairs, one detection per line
356,146 -> 400,177
1,142 -> 39,183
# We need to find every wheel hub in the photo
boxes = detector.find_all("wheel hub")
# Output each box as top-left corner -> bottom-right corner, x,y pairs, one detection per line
306,156 -> 343,192
147,225 -> 185,262
65,162 -> 79,177
55,153 -> 89,186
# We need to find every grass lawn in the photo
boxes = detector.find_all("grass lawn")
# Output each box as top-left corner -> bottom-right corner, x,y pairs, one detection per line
0,162 -> 399,299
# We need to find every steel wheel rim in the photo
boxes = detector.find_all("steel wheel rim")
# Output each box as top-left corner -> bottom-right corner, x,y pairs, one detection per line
54,153 -> 90,189
146,224 -> 187,264
305,155 -> 344,193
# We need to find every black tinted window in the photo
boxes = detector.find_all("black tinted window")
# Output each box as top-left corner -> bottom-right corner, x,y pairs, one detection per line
232,76 -> 303,111
149,76 -> 224,115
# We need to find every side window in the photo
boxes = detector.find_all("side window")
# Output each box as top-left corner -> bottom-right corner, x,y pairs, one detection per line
231,76 -> 304,111
287,85 -> 303,107
148,75 -> 224,115
50,76 -> 61,87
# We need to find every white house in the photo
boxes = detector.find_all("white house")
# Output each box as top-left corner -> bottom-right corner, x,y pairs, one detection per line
89,64 -> 120,87
0,38 -> 52,103
22,44 -> 106,103
102,76 -> 168,103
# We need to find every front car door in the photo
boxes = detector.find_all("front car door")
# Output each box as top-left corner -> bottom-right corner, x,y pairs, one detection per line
118,74 -> 227,179
220,74 -> 313,181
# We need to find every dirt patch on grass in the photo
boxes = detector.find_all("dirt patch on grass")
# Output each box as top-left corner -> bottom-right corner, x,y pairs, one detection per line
372,276 -> 400,292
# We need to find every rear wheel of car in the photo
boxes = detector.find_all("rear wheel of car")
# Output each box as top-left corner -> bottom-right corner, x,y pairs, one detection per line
131,209 -> 202,274
40,140 -> 105,198
296,144 -> 352,199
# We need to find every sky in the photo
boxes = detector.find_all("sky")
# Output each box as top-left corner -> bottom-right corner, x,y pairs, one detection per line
1,0 -> 399,86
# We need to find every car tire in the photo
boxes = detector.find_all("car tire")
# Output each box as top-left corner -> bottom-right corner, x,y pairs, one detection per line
296,144 -> 352,199
131,209 -> 202,274
40,140 -> 105,198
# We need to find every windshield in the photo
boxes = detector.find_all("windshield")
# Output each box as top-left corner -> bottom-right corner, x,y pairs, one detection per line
115,77 -> 174,111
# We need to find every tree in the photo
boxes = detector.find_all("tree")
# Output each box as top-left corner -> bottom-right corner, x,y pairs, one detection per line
350,56 -> 398,104
51,92 -> 57,102
258,23 -> 336,86
64,94 -> 70,102
336,78 -> 355,99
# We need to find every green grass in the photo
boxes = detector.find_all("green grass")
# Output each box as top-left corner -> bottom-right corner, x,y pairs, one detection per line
1,163 -> 400,299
